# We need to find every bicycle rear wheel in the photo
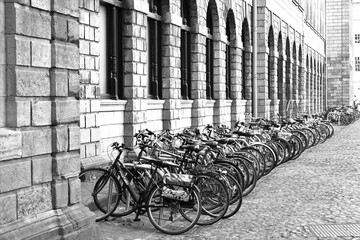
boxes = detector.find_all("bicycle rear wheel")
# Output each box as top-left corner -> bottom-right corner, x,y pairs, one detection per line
79,168 -> 121,222
147,185 -> 202,235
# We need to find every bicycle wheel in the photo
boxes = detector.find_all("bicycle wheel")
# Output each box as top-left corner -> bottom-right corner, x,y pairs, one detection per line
147,185 -> 202,235
79,168 -> 121,222
193,173 -> 229,225
221,173 -> 243,219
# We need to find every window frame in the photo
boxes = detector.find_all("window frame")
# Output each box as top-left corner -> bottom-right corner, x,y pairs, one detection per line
180,0 -> 192,100
99,0 -> 124,100
205,9 -> 214,100
147,0 -> 162,99
355,34 -> 360,43
356,57 -> 360,72
225,17 -> 231,100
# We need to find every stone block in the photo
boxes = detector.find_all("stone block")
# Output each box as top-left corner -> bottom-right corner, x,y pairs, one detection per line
17,184 -> 52,219
89,11 -> 99,27
51,14 -> 67,41
68,125 -> 80,151
32,155 -> 52,184
79,40 -> 89,54
52,125 -> 69,152
50,69 -> 68,96
6,35 -> 31,66
0,194 -> 16,225
0,128 -> 22,161
83,0 -> 94,11
80,128 -> 90,143
68,177 -> 80,204
53,99 -> 79,124
85,143 -> 95,157
85,113 -> 95,128
6,99 -> 31,127
68,19 -> 79,44
69,71 -> 80,98
52,152 -> 80,178
51,42 -> 79,70
90,127 -> 100,142
0,160 -> 31,192
90,70 -> 99,84
52,0 -> 79,18
31,0 -> 50,11
5,3 -> 51,39
31,101 -> 52,126
51,180 -> 68,209
79,9 -> 89,25
22,128 -> 52,157
9,66 -> 50,97
31,39 -> 51,68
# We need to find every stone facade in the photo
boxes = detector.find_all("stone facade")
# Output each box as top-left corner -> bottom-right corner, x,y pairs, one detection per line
0,0 -> 327,239
0,0 -> 96,239
326,0 -> 353,106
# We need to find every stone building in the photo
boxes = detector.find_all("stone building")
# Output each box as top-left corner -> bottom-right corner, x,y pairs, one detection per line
352,0 -> 360,98
0,0 -> 326,239
326,0 -> 358,106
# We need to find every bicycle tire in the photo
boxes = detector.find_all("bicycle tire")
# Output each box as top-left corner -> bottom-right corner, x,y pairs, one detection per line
147,184 -> 202,235
79,168 -> 121,222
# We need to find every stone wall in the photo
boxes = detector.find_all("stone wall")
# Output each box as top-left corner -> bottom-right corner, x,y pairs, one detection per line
0,0 -> 96,239
326,0 -> 353,106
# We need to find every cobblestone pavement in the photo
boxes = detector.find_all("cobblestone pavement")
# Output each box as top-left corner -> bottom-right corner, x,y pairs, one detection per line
96,121 -> 360,240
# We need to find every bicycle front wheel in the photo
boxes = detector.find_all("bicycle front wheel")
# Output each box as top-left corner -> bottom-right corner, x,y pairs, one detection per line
147,185 -> 202,235
79,168 -> 121,222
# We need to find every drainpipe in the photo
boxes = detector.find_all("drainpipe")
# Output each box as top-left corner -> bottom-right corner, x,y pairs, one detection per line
252,0 -> 258,118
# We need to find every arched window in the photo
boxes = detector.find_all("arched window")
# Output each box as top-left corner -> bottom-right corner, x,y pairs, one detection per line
225,17 -> 231,99
99,0 -> 124,99
268,27 -> 274,100
241,20 -> 250,100
206,6 -> 214,100
148,0 -> 162,99
180,0 -> 191,99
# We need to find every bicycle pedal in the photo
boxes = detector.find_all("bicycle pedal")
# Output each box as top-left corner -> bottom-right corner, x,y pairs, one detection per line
133,218 -> 141,222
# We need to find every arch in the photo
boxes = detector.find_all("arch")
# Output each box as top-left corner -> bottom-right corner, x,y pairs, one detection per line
241,18 -> 251,100
277,32 -> 284,114
205,0 -> 219,99
292,42 -> 297,103
298,45 -> 303,110
268,26 -> 275,100
225,8 -> 236,100
285,37 -> 291,107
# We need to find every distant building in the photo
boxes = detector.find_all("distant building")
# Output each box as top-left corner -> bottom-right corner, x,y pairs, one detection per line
326,0 -> 358,106
353,0 -> 360,98
0,0 -> 328,239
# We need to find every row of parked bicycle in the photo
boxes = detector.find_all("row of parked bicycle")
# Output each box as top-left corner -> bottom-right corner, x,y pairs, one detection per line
79,114 -> 335,235
324,105 -> 360,125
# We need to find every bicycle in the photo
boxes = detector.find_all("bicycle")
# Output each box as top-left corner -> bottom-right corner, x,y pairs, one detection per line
79,142 -> 202,235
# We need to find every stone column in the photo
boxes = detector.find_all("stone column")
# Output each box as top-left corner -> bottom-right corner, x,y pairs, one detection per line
162,14 -> 181,130
299,64 -> 306,113
191,32 -> 207,127
292,59 -> 298,115
79,0 -> 103,168
285,57 -> 293,116
212,38 -> 232,126
123,3 -> 148,144
257,46 -> 269,118
231,46 -> 247,125
278,53 -> 286,116
244,46 -> 253,121
269,51 -> 279,118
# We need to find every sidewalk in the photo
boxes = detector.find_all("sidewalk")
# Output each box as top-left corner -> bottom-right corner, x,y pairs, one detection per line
96,121 -> 360,240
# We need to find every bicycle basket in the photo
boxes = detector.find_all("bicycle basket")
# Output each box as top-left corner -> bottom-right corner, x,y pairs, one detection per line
161,186 -> 190,202
163,173 -> 194,187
